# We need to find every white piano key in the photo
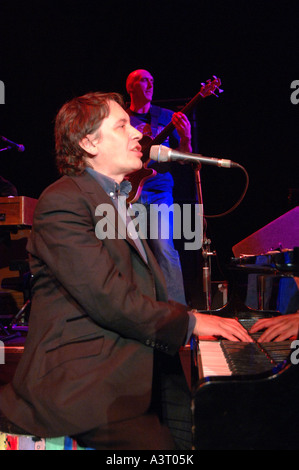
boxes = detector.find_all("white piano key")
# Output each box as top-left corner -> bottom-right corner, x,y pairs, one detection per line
198,340 -> 232,376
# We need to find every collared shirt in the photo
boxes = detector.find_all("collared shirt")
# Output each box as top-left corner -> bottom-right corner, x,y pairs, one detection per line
86,167 -> 132,199
86,167 -> 148,263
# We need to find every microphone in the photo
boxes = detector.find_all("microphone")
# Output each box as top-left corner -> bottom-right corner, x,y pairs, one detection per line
149,144 -> 241,168
0,135 -> 25,152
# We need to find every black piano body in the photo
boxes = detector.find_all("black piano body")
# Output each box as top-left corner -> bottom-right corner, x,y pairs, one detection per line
192,351 -> 299,450
191,302 -> 299,450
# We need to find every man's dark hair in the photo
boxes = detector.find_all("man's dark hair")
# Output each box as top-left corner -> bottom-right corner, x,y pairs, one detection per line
55,92 -> 124,175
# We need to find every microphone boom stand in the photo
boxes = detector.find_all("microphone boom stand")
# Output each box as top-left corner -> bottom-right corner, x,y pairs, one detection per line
193,163 -> 215,311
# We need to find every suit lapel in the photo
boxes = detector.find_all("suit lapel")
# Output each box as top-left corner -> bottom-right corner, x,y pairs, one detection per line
70,172 -> 148,263
70,171 -> 168,301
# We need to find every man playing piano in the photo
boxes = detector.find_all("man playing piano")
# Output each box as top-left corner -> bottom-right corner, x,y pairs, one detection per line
0,91 -> 252,450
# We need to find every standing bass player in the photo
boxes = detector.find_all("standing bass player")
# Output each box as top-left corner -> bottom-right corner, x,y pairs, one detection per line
126,69 -> 192,305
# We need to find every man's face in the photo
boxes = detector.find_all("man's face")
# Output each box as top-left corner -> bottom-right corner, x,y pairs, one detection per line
88,100 -> 143,182
131,70 -> 154,103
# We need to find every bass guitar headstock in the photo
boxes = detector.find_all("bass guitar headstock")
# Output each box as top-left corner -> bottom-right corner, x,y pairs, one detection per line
200,76 -> 223,98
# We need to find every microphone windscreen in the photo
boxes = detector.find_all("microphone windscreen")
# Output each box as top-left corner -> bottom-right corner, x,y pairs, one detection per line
149,145 -> 170,162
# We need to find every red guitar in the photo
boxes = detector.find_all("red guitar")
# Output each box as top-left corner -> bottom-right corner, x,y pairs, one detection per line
126,76 -> 223,204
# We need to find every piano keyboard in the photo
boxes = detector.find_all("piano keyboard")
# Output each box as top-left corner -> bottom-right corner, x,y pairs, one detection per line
196,316 -> 292,379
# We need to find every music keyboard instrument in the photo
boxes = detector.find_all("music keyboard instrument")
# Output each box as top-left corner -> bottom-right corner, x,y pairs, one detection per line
0,196 -> 37,227
192,311 -> 299,450
0,197 -> 36,327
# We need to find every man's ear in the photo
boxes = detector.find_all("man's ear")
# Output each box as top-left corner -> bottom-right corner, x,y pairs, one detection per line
79,136 -> 98,156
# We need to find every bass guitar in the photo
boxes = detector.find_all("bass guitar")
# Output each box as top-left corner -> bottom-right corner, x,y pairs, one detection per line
126,76 -> 223,204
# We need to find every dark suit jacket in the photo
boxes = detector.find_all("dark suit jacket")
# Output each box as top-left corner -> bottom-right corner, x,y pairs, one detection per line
0,171 -> 190,440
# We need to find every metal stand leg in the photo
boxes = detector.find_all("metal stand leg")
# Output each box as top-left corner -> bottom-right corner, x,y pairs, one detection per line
194,164 -> 216,310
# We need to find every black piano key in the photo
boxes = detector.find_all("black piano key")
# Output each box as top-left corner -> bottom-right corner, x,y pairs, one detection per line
220,341 -> 281,375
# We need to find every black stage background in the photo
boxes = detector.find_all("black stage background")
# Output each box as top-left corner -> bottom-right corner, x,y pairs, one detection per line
1,0 -> 298,307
